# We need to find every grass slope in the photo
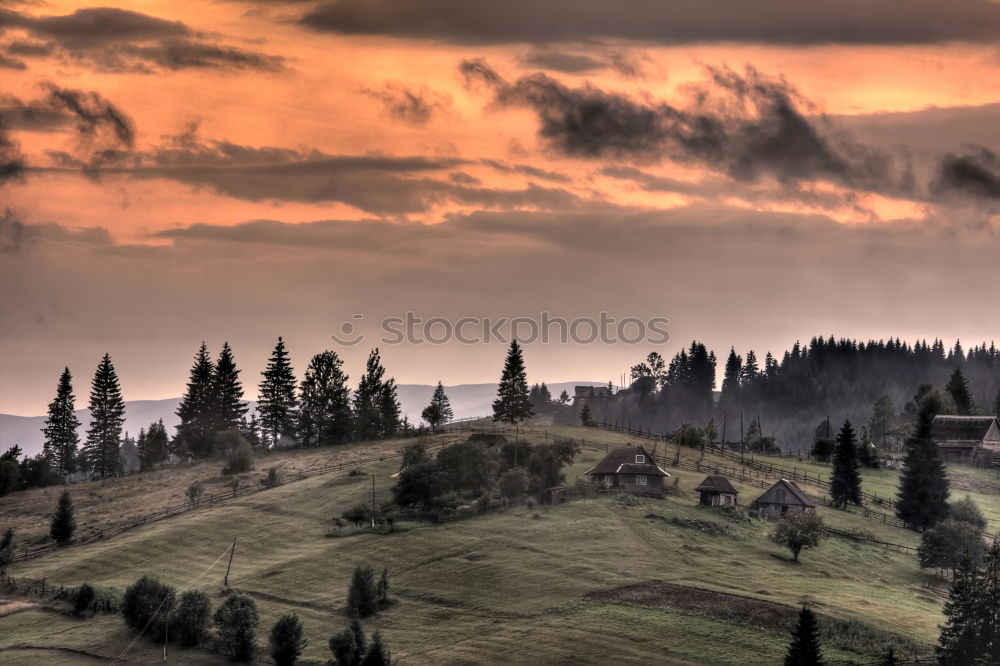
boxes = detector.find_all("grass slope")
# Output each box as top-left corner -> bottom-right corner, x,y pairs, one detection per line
2,425 -> 996,665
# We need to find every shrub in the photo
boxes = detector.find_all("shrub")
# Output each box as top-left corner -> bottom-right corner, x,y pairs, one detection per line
269,612 -> 308,666
186,482 -> 204,506
329,619 -> 366,666
399,442 -> 429,470
615,493 -> 642,507
265,467 -> 280,487
918,519 -> 985,575
433,490 -> 464,511
771,512 -> 824,562
74,583 -> 96,615
498,468 -> 529,500
122,575 -> 176,640
346,565 -> 378,618
949,495 -> 987,533
213,593 -> 259,661
222,434 -> 254,475
0,528 -> 14,575
342,504 -> 371,528
171,589 -> 211,647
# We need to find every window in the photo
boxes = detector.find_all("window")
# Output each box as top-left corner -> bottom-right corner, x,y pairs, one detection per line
637,475 -> 648,486
635,454 -> 645,463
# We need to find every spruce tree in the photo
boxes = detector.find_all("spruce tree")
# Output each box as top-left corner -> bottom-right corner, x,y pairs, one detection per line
213,342 -> 248,432
269,612 -> 308,666
719,348 -> 742,410
298,351 -> 352,446
138,419 -> 170,470
360,631 -> 390,666
176,343 -> 217,459
740,349 -> 760,386
492,340 -> 533,424
83,353 -> 125,478
980,539 -> 1000,662
830,420 -> 862,508
353,349 -> 397,440
421,381 -> 453,431
937,554 -> 982,664
784,606 -> 824,666
945,368 -> 975,416
42,367 -> 81,476
379,376 -> 401,439
896,400 -> 950,531
258,337 -> 298,447
50,489 -> 76,544
580,402 -> 593,426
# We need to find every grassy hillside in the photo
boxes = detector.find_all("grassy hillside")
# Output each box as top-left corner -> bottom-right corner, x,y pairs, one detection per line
2,425 -> 995,665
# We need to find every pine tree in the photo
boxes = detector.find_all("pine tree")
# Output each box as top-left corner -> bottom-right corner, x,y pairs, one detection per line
980,539 -> 1000,662
830,420 -> 862,508
784,606 -> 824,666
995,390 -> 1000,418
492,340 -> 533,424
897,400 -> 950,531
42,367 -> 81,476
945,368 -> 976,416
213,342 -> 248,432
720,348 -> 742,410
421,381 -> 453,432
258,337 -> 298,447
138,419 -> 170,470
580,402 -> 593,426
269,612 -> 308,666
379,376 -> 401,439
360,631 -> 390,666
740,350 -> 759,386
83,353 -> 125,478
50,489 -> 76,544
176,343 -> 217,459
298,351 -> 352,446
353,349 -> 398,440
937,554 -> 982,664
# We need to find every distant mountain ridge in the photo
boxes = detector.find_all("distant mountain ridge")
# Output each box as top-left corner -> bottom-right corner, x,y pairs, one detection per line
0,381 -> 604,457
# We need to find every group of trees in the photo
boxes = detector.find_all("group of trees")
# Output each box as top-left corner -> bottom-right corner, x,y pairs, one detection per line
937,539 -> 1000,664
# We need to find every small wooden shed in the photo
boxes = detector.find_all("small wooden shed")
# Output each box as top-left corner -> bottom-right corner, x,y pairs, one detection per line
584,444 -> 670,497
539,486 -> 569,505
932,415 -> 1000,464
751,479 -> 816,519
695,475 -> 739,507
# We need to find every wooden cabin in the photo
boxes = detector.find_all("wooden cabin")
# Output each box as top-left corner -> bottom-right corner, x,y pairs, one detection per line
584,444 -> 669,497
751,479 -> 816,519
695,475 -> 739,507
932,415 -> 1000,464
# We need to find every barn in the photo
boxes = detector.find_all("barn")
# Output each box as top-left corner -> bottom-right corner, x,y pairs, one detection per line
584,444 -> 669,497
932,415 -> 1000,464
695,475 -> 739,507
751,479 -> 816,519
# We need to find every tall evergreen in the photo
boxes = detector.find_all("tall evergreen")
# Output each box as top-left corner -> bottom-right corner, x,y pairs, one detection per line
492,340 -> 533,424
257,337 -> 298,447
298,351 -> 352,446
784,606 -> 824,666
740,350 -> 760,386
896,399 -> 951,531
945,368 -> 976,416
138,419 -> 170,470
213,342 -> 248,432
352,349 -> 400,441
83,353 -> 125,478
379,376 -> 401,439
980,539 -> 1000,662
176,343 -> 217,459
830,420 -> 862,508
421,381 -> 453,431
50,489 -> 76,544
42,367 -> 81,476
937,555 -> 983,664
720,348 -> 742,411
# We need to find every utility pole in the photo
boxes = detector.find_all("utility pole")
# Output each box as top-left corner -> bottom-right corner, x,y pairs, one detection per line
740,410 -> 745,459
224,537 -> 236,587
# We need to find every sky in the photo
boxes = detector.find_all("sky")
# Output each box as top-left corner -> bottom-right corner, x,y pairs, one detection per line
1,0 -> 999,416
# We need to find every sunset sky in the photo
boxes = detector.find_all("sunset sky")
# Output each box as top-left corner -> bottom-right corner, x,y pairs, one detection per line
2,0 -> 999,416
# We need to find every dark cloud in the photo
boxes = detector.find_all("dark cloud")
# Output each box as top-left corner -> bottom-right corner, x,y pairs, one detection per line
0,6 -> 285,72
0,123 -> 25,184
518,48 -> 652,78
300,0 -> 1000,46
0,52 -> 25,69
360,83 -> 450,125
1,209 -> 113,253
935,146 -> 1000,201
480,159 -> 572,183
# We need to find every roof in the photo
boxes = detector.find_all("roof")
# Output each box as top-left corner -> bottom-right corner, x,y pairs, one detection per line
754,479 -> 815,507
932,415 -> 1000,444
584,445 -> 670,477
695,475 -> 738,495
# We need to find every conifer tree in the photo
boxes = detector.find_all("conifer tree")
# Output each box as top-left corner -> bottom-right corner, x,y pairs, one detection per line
937,554 -> 982,664
830,420 -> 862,508
213,342 -> 248,432
995,390 -> 1000,418
379,376 -> 401,439
42,367 -> 81,476
945,368 -> 976,416
258,337 -> 298,447
0,528 -> 15,575
50,489 -> 76,544
740,350 -> 760,386
298,351 -> 352,446
881,648 -> 898,666
269,612 -> 308,666
138,419 -> 170,470
83,353 -> 125,478
580,402 -> 594,426
421,381 -> 453,432
897,400 -> 950,531
360,631 -> 390,666
980,539 -> 1000,662
784,606 -> 824,666
719,348 -> 742,410
353,349 -> 398,440
492,340 -> 533,424
176,343 -> 217,459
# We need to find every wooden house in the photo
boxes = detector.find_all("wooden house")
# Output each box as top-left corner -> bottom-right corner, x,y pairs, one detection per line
695,475 -> 739,507
751,479 -> 816,519
584,444 -> 669,497
932,415 -> 1000,464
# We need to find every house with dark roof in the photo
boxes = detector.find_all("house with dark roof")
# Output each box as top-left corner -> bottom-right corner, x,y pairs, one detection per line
695,475 -> 739,507
751,479 -> 816,519
584,444 -> 669,497
932,415 -> 1000,464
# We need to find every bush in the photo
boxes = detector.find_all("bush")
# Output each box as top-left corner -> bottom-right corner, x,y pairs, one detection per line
771,512 -> 824,562
498,468 -> 529,500
186,482 -> 204,506
392,461 -> 442,510
342,504 -> 371,528
213,593 -> 259,661
221,433 -> 255,475
171,589 -> 211,647
0,528 -> 14,575
615,493 -> 642,507
346,565 -> 378,618
122,575 -> 176,640
918,519 -> 986,575
399,442 -> 429,470
949,495 -> 987,533
329,619 -> 366,666
74,583 -> 96,615
265,467 -> 280,487
269,612 -> 308,666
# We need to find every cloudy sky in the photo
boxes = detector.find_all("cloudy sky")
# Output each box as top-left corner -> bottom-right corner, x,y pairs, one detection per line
2,0 -> 999,416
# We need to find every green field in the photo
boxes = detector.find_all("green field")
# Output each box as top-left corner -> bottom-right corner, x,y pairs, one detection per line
1,425 -> 994,665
